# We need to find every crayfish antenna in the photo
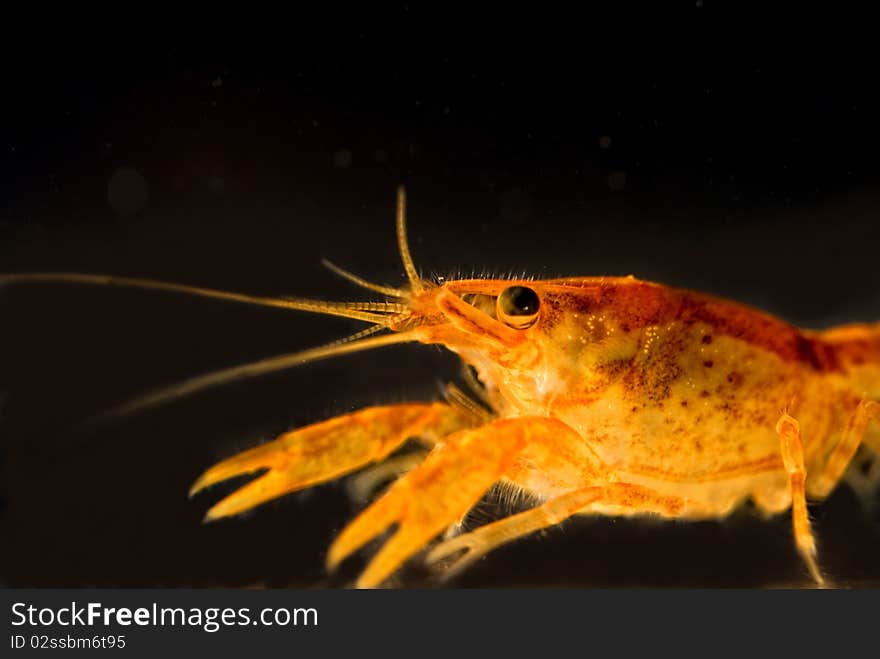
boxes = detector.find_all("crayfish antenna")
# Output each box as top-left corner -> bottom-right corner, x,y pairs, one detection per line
396,185 -> 425,294
320,259 -> 406,298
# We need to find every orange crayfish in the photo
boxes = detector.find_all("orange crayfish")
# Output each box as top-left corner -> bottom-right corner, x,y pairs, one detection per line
4,186 -> 880,588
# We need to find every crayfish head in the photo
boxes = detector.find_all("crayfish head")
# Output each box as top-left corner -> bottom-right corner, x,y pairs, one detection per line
401,276 -> 654,416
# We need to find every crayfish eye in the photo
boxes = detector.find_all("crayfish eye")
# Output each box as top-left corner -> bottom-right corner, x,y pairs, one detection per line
497,286 -> 541,329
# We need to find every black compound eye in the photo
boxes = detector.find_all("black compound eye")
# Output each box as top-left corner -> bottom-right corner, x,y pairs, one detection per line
497,286 -> 541,329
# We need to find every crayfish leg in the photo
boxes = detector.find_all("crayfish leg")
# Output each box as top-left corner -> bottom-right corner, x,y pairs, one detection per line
775,412 -> 826,587
426,483 -> 684,581
809,399 -> 880,498
189,402 -> 472,521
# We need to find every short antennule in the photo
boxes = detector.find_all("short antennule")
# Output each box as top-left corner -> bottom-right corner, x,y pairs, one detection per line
396,185 -> 424,294
320,259 -> 405,298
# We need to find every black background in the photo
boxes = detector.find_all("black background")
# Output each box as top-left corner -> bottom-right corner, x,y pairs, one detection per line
2,7 -> 880,588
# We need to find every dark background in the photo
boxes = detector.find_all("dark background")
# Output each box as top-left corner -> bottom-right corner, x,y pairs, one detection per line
2,7 -> 880,588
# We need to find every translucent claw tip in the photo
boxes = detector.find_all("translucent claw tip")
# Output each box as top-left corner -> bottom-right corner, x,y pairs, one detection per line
325,547 -> 343,573
188,479 -> 207,499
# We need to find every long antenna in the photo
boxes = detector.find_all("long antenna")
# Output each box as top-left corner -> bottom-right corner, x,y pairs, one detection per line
0,273 -> 401,325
